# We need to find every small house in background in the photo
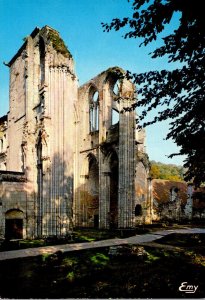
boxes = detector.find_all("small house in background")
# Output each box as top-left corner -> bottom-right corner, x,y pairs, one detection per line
152,179 -> 205,222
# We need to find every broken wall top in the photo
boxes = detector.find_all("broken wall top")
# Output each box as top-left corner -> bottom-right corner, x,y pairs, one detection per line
79,66 -> 135,98
8,25 -> 74,69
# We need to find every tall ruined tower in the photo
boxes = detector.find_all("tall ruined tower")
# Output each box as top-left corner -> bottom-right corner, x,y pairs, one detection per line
6,26 -> 78,237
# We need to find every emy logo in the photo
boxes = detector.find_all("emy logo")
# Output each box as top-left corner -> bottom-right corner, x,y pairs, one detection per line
179,282 -> 198,294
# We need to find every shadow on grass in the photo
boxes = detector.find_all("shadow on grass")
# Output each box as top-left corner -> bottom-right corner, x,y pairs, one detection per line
0,240 -> 205,299
156,233 -> 205,248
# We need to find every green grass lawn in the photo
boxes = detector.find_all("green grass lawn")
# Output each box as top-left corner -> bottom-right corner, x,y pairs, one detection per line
0,234 -> 205,298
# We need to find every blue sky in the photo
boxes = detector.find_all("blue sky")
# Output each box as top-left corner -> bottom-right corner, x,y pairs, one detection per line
0,0 -> 186,165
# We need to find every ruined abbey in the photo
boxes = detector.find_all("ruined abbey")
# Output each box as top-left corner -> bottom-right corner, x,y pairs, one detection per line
0,26 -> 152,239
0,26 -> 204,240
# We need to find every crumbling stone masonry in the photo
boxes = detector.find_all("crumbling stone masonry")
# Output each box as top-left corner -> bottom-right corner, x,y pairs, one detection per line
0,26 -> 150,239
152,179 -> 205,221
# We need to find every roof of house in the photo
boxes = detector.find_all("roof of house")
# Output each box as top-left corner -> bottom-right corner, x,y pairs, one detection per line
152,179 -> 188,205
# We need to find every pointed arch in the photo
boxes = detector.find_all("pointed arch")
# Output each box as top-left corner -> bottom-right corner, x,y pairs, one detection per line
79,153 -> 99,227
88,85 -> 100,132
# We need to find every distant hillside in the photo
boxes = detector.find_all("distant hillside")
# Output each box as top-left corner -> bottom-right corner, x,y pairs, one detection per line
150,161 -> 186,182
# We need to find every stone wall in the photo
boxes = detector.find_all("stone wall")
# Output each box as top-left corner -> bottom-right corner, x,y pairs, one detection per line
74,67 -> 148,229
0,172 -> 30,238
0,116 -> 7,171
152,179 -> 205,222
0,26 -> 78,238
135,161 -> 150,224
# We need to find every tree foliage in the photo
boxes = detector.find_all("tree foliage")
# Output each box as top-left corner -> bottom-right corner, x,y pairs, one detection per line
150,160 -> 185,181
102,0 -> 205,187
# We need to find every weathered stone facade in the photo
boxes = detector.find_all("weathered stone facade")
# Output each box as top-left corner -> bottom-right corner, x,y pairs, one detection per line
152,179 -> 205,222
74,69 -> 150,229
0,115 -> 7,171
0,26 -> 150,239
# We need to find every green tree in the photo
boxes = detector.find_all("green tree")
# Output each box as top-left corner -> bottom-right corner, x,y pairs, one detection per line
150,161 -> 184,181
102,0 -> 205,187
150,164 -> 160,179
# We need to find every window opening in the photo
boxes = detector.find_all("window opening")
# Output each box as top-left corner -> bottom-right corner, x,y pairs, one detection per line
135,204 -> 143,216
112,109 -> 119,125
5,210 -> 24,240
93,91 -> 98,102
113,79 -> 121,95
90,91 -> 99,132
170,187 -> 179,202
39,37 -> 45,85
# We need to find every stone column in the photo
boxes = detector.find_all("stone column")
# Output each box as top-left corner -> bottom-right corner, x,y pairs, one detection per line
98,85 -> 111,229
118,97 -> 136,228
40,64 -> 77,236
24,37 -> 37,238
73,106 -> 80,227
99,171 -> 110,228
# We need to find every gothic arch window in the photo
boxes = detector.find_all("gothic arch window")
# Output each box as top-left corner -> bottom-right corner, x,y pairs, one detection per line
39,37 -> 45,85
170,187 -> 179,202
21,142 -> 27,171
89,90 -> 99,132
111,79 -> 122,125
104,71 -> 124,129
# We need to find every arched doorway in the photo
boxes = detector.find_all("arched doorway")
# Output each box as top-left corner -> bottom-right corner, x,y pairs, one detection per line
80,154 -> 99,228
5,209 -> 24,239
109,152 -> 118,228
87,155 -> 99,227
